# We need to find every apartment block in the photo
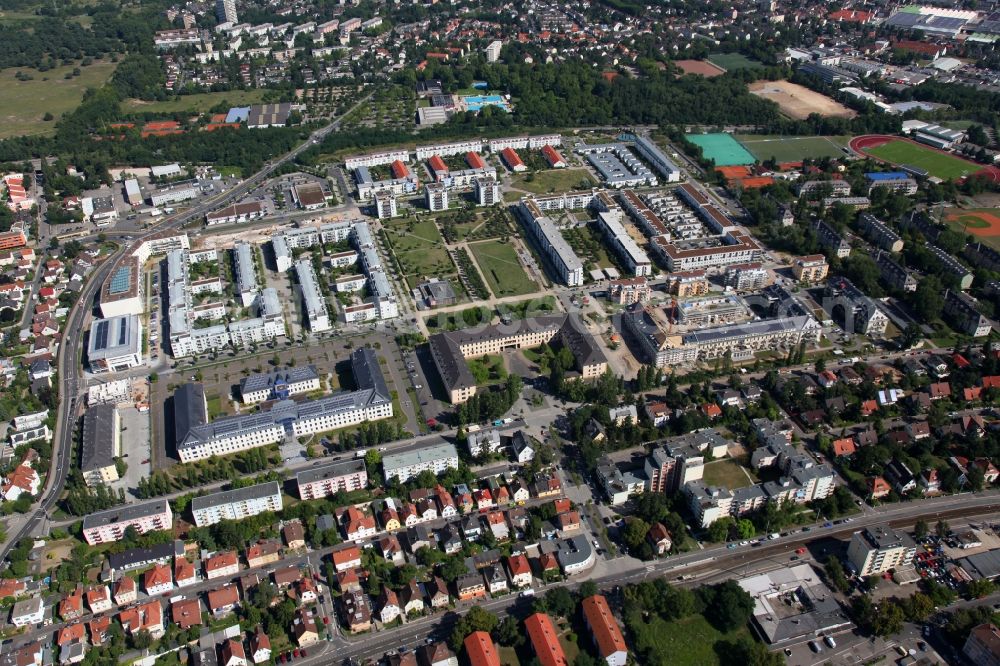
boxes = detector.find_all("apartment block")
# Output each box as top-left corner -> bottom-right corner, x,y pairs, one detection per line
846,526 -> 916,576
296,459 -> 369,500
190,481 -> 283,527
792,255 -> 829,284
382,443 -> 459,483
82,500 -> 173,546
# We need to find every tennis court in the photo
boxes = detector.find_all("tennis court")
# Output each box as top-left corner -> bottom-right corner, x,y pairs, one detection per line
685,133 -> 757,166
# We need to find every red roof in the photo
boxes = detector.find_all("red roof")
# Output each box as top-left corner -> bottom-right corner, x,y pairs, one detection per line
829,9 -> 872,22
464,631 -> 501,666
500,147 -> 524,168
56,623 -> 85,646
541,144 -> 564,166
507,554 -> 531,577
428,155 -> 448,174
832,438 -> 856,457
982,376 -> 1000,389
525,613 -> 568,666
466,152 -> 486,169
391,160 -> 410,179
581,595 -> 627,660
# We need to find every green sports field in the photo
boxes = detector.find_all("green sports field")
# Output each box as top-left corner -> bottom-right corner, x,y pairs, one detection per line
863,139 -> 981,181
685,133 -> 756,166
736,135 -> 851,163
706,53 -> 764,71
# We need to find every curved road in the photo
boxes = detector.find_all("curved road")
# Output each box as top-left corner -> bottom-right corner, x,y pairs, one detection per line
0,95 -> 375,561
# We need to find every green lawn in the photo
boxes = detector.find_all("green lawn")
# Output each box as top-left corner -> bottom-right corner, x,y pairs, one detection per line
469,240 -> 540,297
736,135 -> 851,163
701,458 -> 752,490
123,89 -> 271,114
707,53 -> 764,71
512,168 -> 595,194
383,218 -> 454,279
0,60 -> 118,139
630,614 -> 752,665
864,139 -> 982,181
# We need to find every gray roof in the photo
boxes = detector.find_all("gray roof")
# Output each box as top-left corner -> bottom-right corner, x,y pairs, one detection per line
173,383 -> 208,450
240,365 -> 319,395
383,442 -> 458,472
81,404 -> 118,473
108,541 -> 180,570
555,534 -> 594,569
296,458 -> 367,487
190,481 -> 281,513
87,314 -> 141,360
82,499 -> 170,531
684,315 -> 817,345
352,348 -> 390,399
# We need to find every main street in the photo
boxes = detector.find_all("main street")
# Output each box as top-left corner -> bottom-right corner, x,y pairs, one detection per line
0,93 -> 377,562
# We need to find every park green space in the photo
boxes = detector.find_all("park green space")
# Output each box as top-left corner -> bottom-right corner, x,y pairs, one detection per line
702,458 -> 754,489
382,218 -> 454,286
735,135 -> 851,162
864,139 -> 981,180
707,53 -> 764,71
469,240 -> 539,297
123,89 -> 270,114
0,60 -> 117,139
511,168 -> 595,194
629,614 -> 752,665
685,133 -> 756,166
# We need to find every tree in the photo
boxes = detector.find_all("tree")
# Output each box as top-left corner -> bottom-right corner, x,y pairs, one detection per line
537,587 -> 575,619
578,581 -> 598,599
623,517 -> 650,551
966,578 -> 996,599
493,615 -> 523,648
702,580 -> 754,632
736,519 -> 756,540
900,592 -> 934,622
706,517 -> 734,543
449,606 -> 499,651
936,519 -> 950,538
914,519 -> 929,540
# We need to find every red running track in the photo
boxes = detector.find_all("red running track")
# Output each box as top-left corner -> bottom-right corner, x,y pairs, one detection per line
849,134 -> 1000,183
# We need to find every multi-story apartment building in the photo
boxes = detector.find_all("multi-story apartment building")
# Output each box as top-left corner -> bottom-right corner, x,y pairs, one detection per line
650,231 -> 762,272
813,220 -> 851,258
239,365 -> 321,404
176,349 -> 392,462
873,250 -> 918,292
685,481 -> 734,528
296,459 -> 369,500
943,289 -> 993,337
865,172 -> 918,195
294,259 -> 331,333
517,200 -> 584,286
191,481 -> 283,527
416,140 -> 486,160
488,135 -> 561,152
823,277 -> 889,337
608,277 -> 651,305
82,500 -> 173,545
644,445 -> 704,495
859,213 -> 904,253
581,595 -> 629,666
425,183 -> 449,212
595,210 -> 652,276
666,270 -> 710,297
345,150 -> 410,170
474,176 -> 501,206
382,443 -> 460,483
723,263 -> 769,291
632,135 -> 681,183
927,244 -> 973,289
792,255 -> 829,284
847,526 -> 916,576
373,191 -> 397,219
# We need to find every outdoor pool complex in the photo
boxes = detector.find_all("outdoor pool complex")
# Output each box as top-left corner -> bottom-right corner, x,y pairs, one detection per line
463,94 -> 510,112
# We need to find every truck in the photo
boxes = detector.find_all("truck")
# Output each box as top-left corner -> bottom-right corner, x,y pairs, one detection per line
768,533 -> 780,540
355,449 -> 367,459
467,424 -> 481,433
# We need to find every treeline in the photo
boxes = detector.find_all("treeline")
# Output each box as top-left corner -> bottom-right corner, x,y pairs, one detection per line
454,374 -> 523,425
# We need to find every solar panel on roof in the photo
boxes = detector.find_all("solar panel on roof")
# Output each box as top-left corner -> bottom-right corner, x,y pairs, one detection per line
94,320 -> 109,350
117,318 -> 128,346
109,266 -> 132,295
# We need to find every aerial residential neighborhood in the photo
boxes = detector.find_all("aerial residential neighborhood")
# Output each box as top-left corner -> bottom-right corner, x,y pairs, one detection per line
5,0 -> 1000,665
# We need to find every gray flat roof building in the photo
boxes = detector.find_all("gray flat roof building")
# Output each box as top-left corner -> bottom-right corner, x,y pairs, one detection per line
296,458 -> 367,487
81,404 -> 119,478
82,499 -> 171,531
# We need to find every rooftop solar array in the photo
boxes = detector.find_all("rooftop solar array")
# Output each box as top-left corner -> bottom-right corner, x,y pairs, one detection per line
109,265 -> 132,295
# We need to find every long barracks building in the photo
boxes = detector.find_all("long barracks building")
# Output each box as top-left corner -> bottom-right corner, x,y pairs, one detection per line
174,349 -> 392,462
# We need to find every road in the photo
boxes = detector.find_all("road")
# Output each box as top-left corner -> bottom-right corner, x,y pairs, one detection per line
0,93 -> 378,562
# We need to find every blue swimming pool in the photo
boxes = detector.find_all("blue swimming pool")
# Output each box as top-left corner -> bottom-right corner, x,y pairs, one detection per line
463,94 -> 510,112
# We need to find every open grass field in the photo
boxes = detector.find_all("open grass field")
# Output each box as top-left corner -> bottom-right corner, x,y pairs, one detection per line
736,135 -> 851,163
0,60 -> 118,139
512,168 -> 595,194
707,53 -> 764,71
630,614 -> 752,665
863,139 -> 982,181
702,458 -> 753,489
945,208 -> 1000,251
124,89 -> 271,114
750,80 -> 855,120
469,240 -> 539,297
383,218 -> 454,282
